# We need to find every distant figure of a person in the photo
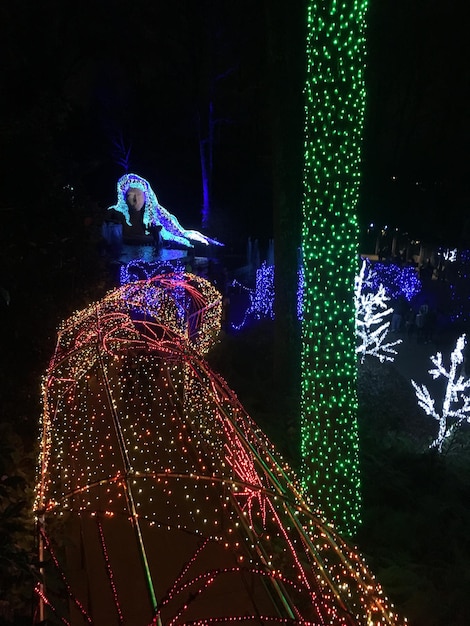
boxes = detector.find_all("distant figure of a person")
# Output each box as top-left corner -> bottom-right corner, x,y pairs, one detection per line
405,307 -> 415,339
415,302 -> 430,343
105,173 -> 223,249
419,259 -> 434,282
390,296 -> 408,333
423,307 -> 436,344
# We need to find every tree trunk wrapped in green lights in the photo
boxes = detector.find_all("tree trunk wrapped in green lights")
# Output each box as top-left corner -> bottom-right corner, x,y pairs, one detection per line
301,1 -> 368,537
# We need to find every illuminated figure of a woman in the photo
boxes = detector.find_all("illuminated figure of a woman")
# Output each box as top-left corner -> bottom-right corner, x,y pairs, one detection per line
107,173 -> 222,248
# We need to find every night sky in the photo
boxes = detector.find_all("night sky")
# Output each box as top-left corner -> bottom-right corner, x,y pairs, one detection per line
363,0 -> 470,243
1,0 -> 469,246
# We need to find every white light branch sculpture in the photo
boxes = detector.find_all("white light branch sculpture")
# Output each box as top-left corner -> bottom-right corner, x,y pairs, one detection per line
412,334 -> 470,452
355,259 -> 402,363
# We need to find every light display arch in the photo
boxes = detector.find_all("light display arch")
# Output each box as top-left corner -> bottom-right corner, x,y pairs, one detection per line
35,273 -> 405,625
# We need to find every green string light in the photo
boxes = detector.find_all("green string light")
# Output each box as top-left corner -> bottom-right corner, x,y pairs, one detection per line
300,0 -> 369,537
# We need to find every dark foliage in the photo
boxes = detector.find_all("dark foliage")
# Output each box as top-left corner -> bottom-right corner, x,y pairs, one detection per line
0,192 -> 116,623
209,325 -> 470,626
0,424 -> 36,625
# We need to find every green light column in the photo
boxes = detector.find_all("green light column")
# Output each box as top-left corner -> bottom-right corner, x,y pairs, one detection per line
300,0 -> 368,537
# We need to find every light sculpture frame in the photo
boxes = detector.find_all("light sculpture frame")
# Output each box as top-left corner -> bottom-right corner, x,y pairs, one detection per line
34,273 -> 405,625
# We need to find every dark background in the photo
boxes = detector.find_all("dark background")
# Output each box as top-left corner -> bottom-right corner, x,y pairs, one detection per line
1,3 -> 470,624
1,0 -> 469,247
363,0 -> 470,244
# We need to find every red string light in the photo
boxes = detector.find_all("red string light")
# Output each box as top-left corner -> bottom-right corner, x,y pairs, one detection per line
34,273 -> 406,625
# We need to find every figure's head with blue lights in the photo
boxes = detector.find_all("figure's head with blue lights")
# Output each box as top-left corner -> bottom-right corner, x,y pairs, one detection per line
111,173 -> 161,234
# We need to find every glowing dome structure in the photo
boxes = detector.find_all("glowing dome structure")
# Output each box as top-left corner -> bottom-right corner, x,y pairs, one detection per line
35,272 -> 406,625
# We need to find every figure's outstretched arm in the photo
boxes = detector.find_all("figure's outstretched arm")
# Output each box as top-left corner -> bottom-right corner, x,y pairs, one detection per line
184,230 -> 224,246
153,202 -> 223,247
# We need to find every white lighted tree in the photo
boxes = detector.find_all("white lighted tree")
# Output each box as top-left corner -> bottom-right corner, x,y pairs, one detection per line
412,334 -> 470,452
355,260 -> 402,363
